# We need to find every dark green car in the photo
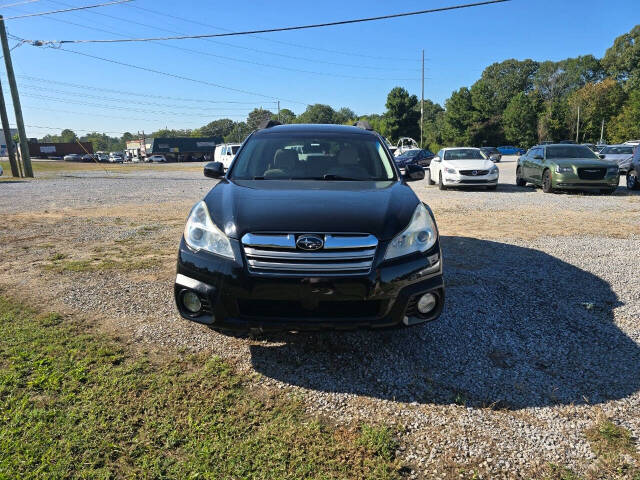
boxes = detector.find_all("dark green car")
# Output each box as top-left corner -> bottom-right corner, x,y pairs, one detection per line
516,144 -> 619,194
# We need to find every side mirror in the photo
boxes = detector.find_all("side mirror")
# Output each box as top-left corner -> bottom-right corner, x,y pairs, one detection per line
490,154 -> 499,161
432,156 -> 440,162
204,161 -> 224,178
598,154 -> 605,159
404,164 -> 425,182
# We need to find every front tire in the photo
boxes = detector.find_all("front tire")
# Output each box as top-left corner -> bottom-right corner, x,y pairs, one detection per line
627,170 -> 640,191
438,172 -> 447,190
516,166 -> 526,187
542,169 -> 554,193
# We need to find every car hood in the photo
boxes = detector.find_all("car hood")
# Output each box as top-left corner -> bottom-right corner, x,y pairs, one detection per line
203,179 -> 420,241
443,159 -> 495,170
551,158 -> 617,167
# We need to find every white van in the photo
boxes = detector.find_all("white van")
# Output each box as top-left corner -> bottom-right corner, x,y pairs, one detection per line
214,144 -> 242,170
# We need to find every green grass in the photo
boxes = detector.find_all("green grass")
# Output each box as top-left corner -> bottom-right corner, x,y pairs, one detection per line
0,296 -> 401,479
0,160 -> 201,177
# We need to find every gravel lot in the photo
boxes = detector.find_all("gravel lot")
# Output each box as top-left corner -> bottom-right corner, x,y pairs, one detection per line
1,158 -> 639,478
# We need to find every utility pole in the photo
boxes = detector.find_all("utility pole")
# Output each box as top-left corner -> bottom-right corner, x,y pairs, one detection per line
277,100 -> 280,122
0,77 -> 19,177
0,16 -> 32,177
575,105 -> 580,143
420,49 -> 424,148
599,119 -> 605,145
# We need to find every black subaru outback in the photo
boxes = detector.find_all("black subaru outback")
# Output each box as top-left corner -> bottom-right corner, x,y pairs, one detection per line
174,122 -> 444,333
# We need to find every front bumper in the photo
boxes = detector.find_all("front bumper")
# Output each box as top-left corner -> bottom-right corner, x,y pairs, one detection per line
444,173 -> 499,186
553,172 -> 619,189
173,238 -> 444,332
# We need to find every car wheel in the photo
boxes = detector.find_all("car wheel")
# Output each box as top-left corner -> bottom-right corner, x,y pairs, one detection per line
516,166 -> 526,187
542,169 -> 554,193
438,172 -> 447,190
426,170 -> 435,185
627,170 -> 640,191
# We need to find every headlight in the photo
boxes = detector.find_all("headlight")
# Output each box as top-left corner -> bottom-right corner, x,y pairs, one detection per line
184,201 -> 234,259
384,204 -> 438,261
607,166 -> 619,175
444,167 -> 457,174
489,166 -> 498,174
555,166 -> 573,174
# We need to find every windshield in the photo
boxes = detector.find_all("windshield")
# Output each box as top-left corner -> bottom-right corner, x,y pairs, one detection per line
601,146 -> 633,155
444,149 -> 486,160
229,133 -> 396,181
546,146 -> 599,159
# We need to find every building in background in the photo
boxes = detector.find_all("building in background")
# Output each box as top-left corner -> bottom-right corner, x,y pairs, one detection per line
150,137 -> 221,162
0,128 -> 18,157
125,138 -> 154,159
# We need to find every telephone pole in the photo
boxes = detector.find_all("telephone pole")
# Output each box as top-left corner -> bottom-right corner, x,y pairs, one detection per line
575,105 -> 580,143
0,16 -> 32,177
420,49 -> 424,148
599,119 -> 605,145
277,100 -> 280,122
0,77 -> 19,177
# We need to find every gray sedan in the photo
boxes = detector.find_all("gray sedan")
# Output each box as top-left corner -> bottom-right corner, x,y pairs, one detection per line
600,144 -> 635,173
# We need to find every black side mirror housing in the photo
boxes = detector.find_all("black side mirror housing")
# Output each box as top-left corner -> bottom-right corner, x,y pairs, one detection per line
598,154 -> 606,159
404,164 -> 425,182
204,161 -> 225,178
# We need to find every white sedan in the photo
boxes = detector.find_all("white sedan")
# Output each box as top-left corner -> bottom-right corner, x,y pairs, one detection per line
427,147 -> 499,190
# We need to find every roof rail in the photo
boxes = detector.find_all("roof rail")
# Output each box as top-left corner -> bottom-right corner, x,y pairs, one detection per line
258,119 -> 282,129
353,120 -> 373,131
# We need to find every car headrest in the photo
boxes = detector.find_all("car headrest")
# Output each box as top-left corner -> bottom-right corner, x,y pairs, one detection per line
337,147 -> 359,166
273,149 -> 298,170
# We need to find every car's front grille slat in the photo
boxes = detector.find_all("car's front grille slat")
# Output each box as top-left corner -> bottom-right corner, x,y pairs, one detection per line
459,169 -> 489,176
577,167 -> 606,180
241,233 -> 378,276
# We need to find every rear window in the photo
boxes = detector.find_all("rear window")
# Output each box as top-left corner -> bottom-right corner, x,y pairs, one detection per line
546,146 -> 599,159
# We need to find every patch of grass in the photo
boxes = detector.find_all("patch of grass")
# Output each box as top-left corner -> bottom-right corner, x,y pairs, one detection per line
585,417 -> 639,478
0,296 -> 402,479
49,252 -> 68,261
46,256 -> 160,273
542,463 -> 583,480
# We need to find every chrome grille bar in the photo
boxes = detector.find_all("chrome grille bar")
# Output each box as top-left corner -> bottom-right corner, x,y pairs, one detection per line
241,233 -> 378,276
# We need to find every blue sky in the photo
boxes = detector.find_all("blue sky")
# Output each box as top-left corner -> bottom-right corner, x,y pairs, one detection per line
1,0 -> 638,137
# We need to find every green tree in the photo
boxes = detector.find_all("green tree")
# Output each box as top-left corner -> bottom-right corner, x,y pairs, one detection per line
334,107 -> 357,125
568,78 -> 626,142
533,56 -> 604,101
274,108 -> 296,124
602,25 -> 640,90
225,122 -> 251,143
503,92 -> 540,147
608,90 -> 640,143
384,87 -> 420,142
60,129 -> 77,143
357,114 -> 391,140
538,100 -> 570,142
197,119 -> 236,138
151,129 -> 193,138
441,87 -> 474,146
473,59 -> 539,114
246,108 -> 274,130
296,104 -> 337,124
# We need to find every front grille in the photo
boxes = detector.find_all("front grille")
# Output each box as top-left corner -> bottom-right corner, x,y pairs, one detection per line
577,167 -> 606,180
459,169 -> 489,176
238,299 -> 381,319
241,233 -> 378,276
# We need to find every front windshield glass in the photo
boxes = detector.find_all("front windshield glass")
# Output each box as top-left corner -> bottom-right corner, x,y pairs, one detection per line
229,133 -> 396,181
546,146 -> 599,159
601,146 -> 633,155
444,149 -> 486,160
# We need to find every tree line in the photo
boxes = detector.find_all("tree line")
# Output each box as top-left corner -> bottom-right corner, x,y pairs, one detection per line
40,25 -> 639,153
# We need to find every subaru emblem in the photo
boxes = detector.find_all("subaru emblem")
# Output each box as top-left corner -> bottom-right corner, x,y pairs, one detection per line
296,234 -> 324,251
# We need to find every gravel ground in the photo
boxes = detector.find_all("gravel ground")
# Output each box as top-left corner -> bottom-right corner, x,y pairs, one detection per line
1,158 -> 639,478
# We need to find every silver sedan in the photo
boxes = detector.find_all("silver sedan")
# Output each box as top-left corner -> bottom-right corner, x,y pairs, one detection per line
600,144 -> 635,173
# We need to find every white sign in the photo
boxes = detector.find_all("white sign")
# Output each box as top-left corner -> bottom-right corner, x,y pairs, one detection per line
40,146 -> 56,153
196,142 -> 216,147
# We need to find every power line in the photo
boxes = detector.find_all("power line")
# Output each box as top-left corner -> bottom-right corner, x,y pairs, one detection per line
11,74 -> 270,104
50,0 -> 399,71
34,44 -> 311,105
26,6 -> 419,82
127,4 -> 417,63
16,122 -> 128,135
25,1 -> 510,44
3,0 -> 131,19
0,0 -> 43,8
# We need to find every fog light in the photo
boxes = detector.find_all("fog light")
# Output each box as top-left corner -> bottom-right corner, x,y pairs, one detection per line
182,291 -> 202,314
417,293 -> 437,314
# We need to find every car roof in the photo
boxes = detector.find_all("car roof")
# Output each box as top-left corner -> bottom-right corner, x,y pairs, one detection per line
252,123 -> 377,137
